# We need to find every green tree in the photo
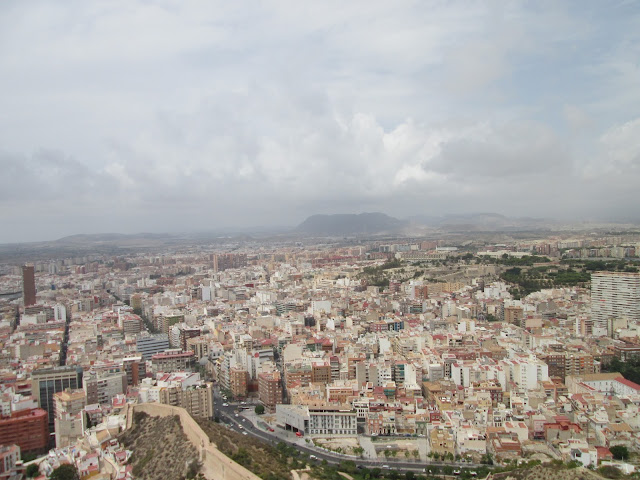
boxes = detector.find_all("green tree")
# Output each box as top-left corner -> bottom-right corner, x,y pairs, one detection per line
353,446 -> 364,457
50,464 -> 80,480
254,404 -> 265,415
25,464 -> 40,478
609,445 -> 629,461
412,449 -> 419,460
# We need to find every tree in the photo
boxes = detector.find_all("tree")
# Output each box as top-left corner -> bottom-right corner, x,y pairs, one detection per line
50,464 -> 80,480
609,445 -> 629,461
412,450 -> 419,460
353,446 -> 364,457
481,453 -> 494,465
25,464 -> 40,478
254,404 -> 265,415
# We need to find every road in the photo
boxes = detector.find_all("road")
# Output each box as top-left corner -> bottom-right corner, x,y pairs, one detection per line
213,392 -> 484,475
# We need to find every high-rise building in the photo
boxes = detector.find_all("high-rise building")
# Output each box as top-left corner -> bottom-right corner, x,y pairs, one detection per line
591,272 -> 640,329
0,409 -> 48,454
136,333 -> 170,360
258,371 -> 283,413
22,265 -> 36,307
31,366 -> 83,439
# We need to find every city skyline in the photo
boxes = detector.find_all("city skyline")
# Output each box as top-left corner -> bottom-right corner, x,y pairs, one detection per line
1,1 -> 639,243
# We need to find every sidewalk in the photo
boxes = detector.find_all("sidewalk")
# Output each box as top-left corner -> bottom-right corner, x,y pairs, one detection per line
358,437 -> 378,460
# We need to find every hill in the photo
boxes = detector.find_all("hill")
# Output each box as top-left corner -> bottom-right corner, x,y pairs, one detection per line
118,412 -> 202,480
297,212 -> 406,235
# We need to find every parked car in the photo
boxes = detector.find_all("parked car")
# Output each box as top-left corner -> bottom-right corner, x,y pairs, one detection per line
295,431 -> 303,437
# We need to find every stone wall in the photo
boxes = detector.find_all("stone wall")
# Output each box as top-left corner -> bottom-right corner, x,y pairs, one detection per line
127,403 -> 261,480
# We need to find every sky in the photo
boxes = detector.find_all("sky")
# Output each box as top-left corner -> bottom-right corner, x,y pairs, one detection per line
1,1 -> 639,243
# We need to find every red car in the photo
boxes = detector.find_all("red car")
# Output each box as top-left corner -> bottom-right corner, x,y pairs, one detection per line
295,431 -> 303,437
268,427 -> 274,432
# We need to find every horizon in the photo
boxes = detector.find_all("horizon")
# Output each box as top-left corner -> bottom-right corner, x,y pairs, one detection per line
3,210 -> 640,245
1,2 -> 639,243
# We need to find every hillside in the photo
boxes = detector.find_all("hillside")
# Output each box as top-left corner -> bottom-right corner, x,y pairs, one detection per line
297,212 -> 406,235
196,418 -> 301,479
119,412 -> 202,480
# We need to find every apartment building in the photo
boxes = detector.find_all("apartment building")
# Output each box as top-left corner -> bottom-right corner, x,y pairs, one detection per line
591,271 -> 640,328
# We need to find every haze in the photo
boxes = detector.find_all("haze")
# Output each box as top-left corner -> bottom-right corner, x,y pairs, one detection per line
1,1 -> 639,243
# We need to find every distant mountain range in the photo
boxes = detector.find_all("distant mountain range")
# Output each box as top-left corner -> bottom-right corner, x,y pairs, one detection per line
295,212 -> 553,236
296,212 -> 407,235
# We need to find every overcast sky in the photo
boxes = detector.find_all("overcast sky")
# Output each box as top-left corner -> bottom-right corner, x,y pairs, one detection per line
1,1 -> 639,242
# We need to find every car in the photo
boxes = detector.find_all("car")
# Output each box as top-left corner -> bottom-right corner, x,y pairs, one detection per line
295,431 -> 303,437
222,403 -> 229,407
382,465 -> 390,469
235,414 -> 239,417
470,473 -> 477,477
453,470 -> 461,475
242,431 -> 248,435
238,425 -> 243,429
242,418 -> 245,422
268,427 -> 274,432
309,455 -> 317,460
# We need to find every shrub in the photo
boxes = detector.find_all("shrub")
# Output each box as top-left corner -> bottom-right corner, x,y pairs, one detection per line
598,465 -> 623,479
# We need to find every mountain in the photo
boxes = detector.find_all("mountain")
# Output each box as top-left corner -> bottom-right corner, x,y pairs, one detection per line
297,212 -> 406,235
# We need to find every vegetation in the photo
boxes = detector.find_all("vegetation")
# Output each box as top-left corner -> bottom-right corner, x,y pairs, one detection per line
197,418 -> 304,480
254,404 -> 265,415
562,259 -> 639,273
500,266 -> 590,298
598,465 -> 623,479
358,259 -> 403,288
609,445 -> 629,461
119,412 -> 201,480
25,464 -> 40,478
49,464 -> 80,480
601,357 -> 640,384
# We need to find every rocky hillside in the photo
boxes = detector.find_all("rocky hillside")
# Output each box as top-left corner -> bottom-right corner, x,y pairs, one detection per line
119,412 -> 202,480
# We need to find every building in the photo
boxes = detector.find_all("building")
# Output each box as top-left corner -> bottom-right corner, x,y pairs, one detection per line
136,333 -> 170,360
0,444 -> 20,476
151,349 -> 194,373
504,306 -> 524,326
122,357 -> 146,386
53,389 -> 86,448
230,368 -> 249,399
275,404 -> 357,436
83,370 -> 127,405
0,409 -> 48,454
22,265 -> 36,307
258,371 -> 283,413
31,366 -> 83,437
158,383 -> 214,418
591,272 -> 640,329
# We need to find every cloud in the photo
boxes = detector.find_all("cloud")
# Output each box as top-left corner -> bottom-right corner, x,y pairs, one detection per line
0,1 -> 639,241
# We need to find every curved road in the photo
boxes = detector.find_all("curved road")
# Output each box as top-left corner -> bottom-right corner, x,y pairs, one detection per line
214,396 -> 483,474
